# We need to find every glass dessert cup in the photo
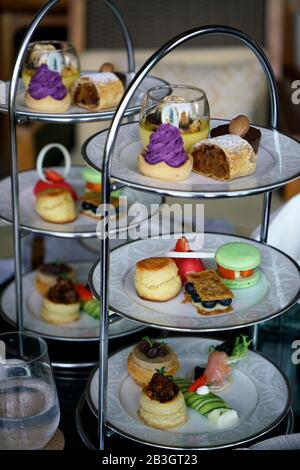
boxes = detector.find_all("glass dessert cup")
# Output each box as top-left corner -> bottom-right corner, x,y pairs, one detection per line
139,85 -> 210,152
21,40 -> 80,90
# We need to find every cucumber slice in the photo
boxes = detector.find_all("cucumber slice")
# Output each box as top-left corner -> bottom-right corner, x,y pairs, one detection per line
82,299 -> 100,319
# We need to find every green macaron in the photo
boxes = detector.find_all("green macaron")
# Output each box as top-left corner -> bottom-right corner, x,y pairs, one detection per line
215,242 -> 261,289
82,167 -> 101,184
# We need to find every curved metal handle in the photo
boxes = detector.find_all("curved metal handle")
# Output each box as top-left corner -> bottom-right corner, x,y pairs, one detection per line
98,24 -> 279,449
104,0 -> 135,73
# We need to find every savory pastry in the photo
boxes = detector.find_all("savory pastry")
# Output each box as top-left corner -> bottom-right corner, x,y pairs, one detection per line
35,187 -> 77,223
135,257 -> 182,302
139,370 -> 187,430
215,242 -> 261,289
71,72 -> 124,110
190,134 -> 256,181
172,237 -> 205,283
35,261 -> 75,296
138,124 -> 193,182
211,115 -> 261,154
128,337 -> 179,387
41,278 -> 80,324
79,191 -> 120,219
174,377 -> 239,428
184,270 -> 234,315
139,94 -> 209,152
25,64 -> 71,112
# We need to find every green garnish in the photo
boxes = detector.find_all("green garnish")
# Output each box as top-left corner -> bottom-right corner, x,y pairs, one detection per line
209,334 -> 251,363
156,367 -> 166,376
142,336 -> 155,348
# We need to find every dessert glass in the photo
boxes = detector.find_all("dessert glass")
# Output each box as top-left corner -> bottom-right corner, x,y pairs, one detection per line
139,85 -> 210,152
21,40 -> 80,90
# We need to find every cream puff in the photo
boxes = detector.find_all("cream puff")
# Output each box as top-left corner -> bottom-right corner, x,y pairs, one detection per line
35,187 -> 77,223
138,124 -> 193,182
35,261 -> 75,296
41,278 -> 80,324
139,370 -> 187,430
135,257 -> 182,302
128,337 -> 179,387
25,64 -> 71,112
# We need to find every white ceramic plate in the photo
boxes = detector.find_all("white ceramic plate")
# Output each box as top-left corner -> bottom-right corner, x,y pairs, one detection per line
83,120 -> 300,197
0,166 -> 162,237
0,262 -> 144,341
87,337 -> 290,449
90,233 -> 300,331
0,74 -> 168,123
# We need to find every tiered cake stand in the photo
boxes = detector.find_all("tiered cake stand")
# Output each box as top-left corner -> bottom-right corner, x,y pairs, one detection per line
1,0 -> 300,452
82,26 -> 300,449
0,0 -> 166,359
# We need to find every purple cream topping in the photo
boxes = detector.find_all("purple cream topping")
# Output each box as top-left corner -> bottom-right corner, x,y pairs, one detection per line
28,64 -> 67,100
144,124 -> 187,168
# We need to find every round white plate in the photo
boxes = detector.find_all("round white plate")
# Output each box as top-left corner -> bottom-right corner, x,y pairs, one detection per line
0,74 -> 168,123
83,120 -> 300,197
87,337 -> 290,449
90,233 -> 300,331
0,166 -> 162,237
0,262 -> 144,341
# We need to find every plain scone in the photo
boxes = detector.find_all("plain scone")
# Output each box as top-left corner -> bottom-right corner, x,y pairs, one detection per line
135,257 -> 182,302
35,187 -> 77,223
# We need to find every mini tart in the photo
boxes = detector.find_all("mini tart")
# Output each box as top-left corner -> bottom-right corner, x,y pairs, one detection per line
138,153 -> 193,182
25,92 -> 71,112
128,345 -> 179,387
139,388 -> 187,430
35,263 -> 75,296
35,187 -> 77,224
41,296 -> 80,324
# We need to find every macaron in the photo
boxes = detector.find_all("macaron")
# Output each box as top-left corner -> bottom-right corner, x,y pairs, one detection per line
82,167 -> 122,197
215,242 -> 261,289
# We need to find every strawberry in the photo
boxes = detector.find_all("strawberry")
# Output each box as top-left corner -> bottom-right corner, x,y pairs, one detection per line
216,265 -> 235,280
173,237 -> 205,283
44,169 -> 64,183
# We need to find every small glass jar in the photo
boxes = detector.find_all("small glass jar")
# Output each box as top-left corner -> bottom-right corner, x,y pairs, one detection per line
139,84 -> 210,152
21,40 -> 80,90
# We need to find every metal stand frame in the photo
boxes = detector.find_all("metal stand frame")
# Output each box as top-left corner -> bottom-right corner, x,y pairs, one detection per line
5,0 -> 282,452
99,25 -> 278,449
7,0 -> 135,335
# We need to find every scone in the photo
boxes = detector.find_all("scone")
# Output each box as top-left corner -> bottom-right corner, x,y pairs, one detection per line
35,261 -> 75,296
35,187 -> 77,223
139,371 -> 187,430
135,257 -> 182,302
41,278 -> 80,324
25,64 -> 71,112
128,337 -> 179,387
138,124 -> 192,182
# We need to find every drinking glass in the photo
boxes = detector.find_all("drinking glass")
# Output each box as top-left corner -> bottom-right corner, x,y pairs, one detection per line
21,40 -> 80,90
0,332 -> 60,450
139,84 -> 210,152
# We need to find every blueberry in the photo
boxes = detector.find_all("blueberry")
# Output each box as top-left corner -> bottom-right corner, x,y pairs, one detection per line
201,300 -> 217,309
157,346 -> 168,357
192,293 -> 201,303
218,298 -> 232,307
185,282 -> 196,295
147,347 -> 158,358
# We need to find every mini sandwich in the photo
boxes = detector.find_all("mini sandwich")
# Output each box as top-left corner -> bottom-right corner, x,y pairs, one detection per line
184,270 -> 234,315
79,191 -> 120,219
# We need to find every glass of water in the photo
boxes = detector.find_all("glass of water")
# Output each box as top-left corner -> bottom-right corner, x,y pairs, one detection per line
0,332 -> 60,450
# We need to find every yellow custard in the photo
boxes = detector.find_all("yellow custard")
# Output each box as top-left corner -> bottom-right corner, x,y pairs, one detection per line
139,120 -> 210,153
22,68 -> 80,90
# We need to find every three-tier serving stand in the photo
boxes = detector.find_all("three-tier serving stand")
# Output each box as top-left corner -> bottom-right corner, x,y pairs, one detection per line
1,0 -> 299,452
